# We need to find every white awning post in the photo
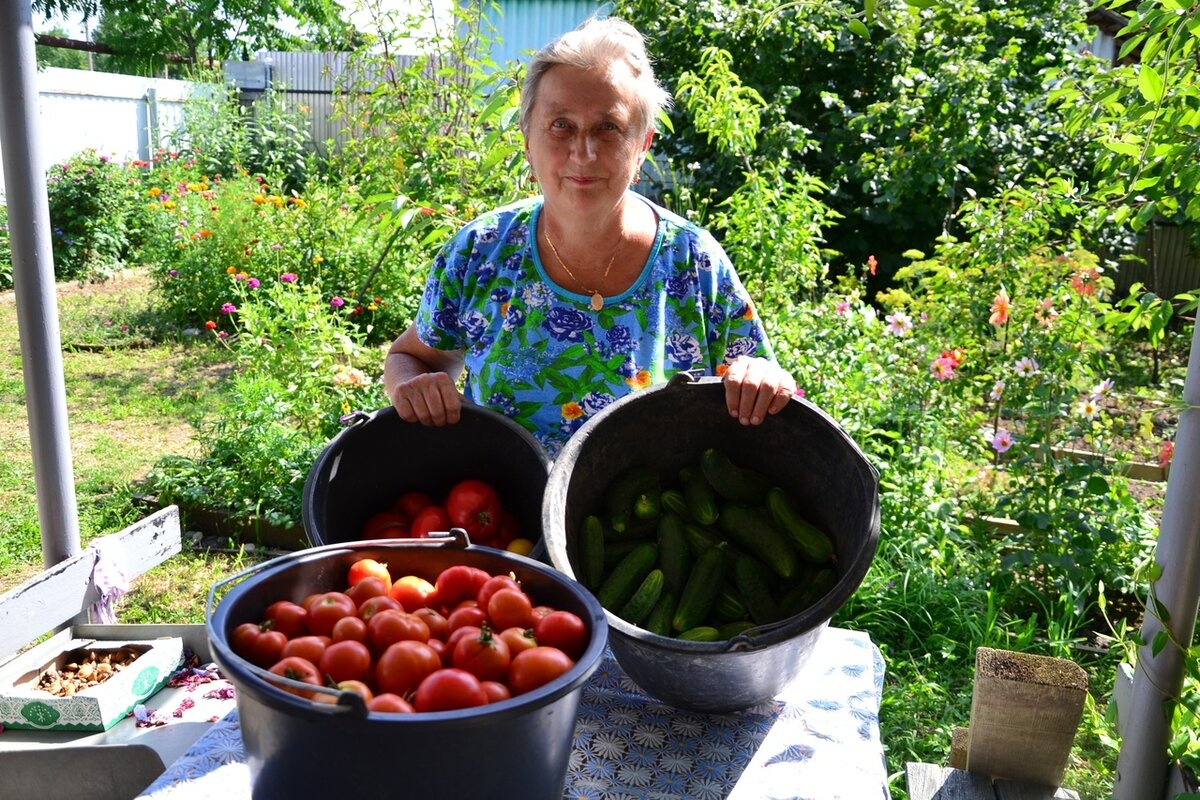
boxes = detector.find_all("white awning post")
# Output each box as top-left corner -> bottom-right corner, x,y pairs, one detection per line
1114,316 -> 1200,799
0,1 -> 81,566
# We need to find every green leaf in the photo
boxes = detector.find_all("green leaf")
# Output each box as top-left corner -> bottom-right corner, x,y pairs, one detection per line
1139,65 -> 1164,103
1153,629 -> 1169,656
904,0 -> 936,6
848,18 -> 871,39
1103,140 -> 1141,156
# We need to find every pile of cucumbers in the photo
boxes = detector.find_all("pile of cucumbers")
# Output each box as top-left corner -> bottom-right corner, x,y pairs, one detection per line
575,447 -> 838,642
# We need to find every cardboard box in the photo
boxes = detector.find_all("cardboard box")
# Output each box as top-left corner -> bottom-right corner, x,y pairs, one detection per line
0,630 -> 183,732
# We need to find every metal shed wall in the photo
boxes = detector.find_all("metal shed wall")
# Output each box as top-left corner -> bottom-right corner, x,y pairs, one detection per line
482,0 -> 605,68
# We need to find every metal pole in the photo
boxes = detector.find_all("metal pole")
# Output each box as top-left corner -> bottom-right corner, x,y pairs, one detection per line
1114,317 -> 1200,799
0,0 -> 81,566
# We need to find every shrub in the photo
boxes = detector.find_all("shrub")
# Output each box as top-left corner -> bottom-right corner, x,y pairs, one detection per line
45,149 -> 148,281
0,204 -> 11,290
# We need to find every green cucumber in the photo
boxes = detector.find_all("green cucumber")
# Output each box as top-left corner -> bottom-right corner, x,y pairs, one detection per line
713,585 -> 748,622
644,591 -> 678,637
733,553 -> 783,625
716,620 -> 757,640
672,543 -> 727,633
656,512 -> 691,595
780,566 -> 838,616
765,486 -> 835,564
677,626 -> 721,642
659,488 -> 691,521
699,447 -> 771,505
619,569 -> 665,625
596,541 -> 659,611
578,514 -> 606,589
602,537 -> 653,570
633,487 -> 663,522
680,464 -> 720,525
718,502 -> 799,580
604,465 -> 661,534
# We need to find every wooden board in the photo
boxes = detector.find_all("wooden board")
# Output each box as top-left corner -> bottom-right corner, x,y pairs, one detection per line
906,763 -> 994,800
0,506 -> 181,662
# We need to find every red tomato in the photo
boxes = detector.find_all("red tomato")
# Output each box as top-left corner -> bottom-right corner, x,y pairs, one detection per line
481,680 -> 512,704
389,574 -> 435,611
410,505 -> 451,539
508,647 -> 574,695
281,635 -> 332,665
443,625 -> 481,667
414,668 -> 488,712
319,639 -> 373,683
374,640 -> 442,697
264,600 -> 309,639
347,576 -> 390,608
367,609 -> 431,653
487,588 -> 535,630
268,656 -> 323,698
452,625 -> 512,682
247,627 -> 288,668
411,607 -> 449,641
347,558 -> 393,590
434,565 -> 491,607
495,509 -> 520,548
476,574 -> 521,609
230,622 -> 261,655
368,692 -> 415,714
498,626 -> 539,656
425,638 -> 447,663
447,605 -> 489,633
331,615 -> 369,644
445,479 -> 503,540
534,610 -> 589,661
531,605 -> 556,623
392,490 -> 435,519
361,511 -> 409,540
357,594 -> 403,621
307,592 -> 358,637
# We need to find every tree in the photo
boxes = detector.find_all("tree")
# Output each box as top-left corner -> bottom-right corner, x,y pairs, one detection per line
31,0 -> 359,77
614,0 -> 1103,288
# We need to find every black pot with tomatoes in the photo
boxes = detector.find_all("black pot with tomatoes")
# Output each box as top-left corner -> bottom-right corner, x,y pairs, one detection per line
303,405 -> 550,552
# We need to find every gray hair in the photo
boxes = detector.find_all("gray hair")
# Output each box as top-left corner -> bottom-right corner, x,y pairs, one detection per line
519,17 -> 672,136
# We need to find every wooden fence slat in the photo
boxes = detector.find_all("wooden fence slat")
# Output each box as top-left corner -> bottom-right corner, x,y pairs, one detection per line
0,506 -> 181,662
906,763 -> 995,800
994,779 -> 1080,800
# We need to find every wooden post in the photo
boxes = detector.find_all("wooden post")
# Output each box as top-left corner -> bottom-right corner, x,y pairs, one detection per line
966,647 -> 1088,788
951,726 -> 970,770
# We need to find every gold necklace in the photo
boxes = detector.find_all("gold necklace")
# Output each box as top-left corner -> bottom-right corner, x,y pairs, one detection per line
542,229 -> 619,311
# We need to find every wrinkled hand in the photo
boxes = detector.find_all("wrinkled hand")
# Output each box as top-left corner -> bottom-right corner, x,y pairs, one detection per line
722,356 -> 797,426
390,372 -> 464,427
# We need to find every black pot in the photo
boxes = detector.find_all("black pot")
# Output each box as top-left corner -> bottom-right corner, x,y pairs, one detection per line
206,536 -> 607,800
542,373 -> 880,712
302,405 -> 549,547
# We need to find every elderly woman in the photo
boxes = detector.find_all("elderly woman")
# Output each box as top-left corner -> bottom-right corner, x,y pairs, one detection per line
384,16 -> 796,457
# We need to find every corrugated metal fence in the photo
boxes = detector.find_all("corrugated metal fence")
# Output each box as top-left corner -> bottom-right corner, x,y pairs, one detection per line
1110,222 -> 1200,300
0,67 -> 198,198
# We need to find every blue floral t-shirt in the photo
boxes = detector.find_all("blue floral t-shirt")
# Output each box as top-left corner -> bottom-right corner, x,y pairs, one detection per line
416,194 -> 774,457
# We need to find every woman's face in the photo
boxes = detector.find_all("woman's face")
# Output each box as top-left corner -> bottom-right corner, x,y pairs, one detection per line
523,61 -> 654,221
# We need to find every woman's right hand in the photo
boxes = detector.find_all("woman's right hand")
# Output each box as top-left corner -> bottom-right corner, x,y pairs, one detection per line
390,372 -> 464,427
383,324 -> 467,427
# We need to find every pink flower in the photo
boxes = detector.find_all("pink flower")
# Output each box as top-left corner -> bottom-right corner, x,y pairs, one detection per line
247,277 -> 261,289
220,302 -> 237,314
1071,267 -> 1101,296
330,296 -> 346,309
867,255 -> 878,276
989,288 -> 1011,327
991,430 -> 1014,454
930,356 -> 956,380
279,272 -> 298,283
1158,440 -> 1174,468
989,381 -> 1005,401
835,300 -> 850,316
885,311 -> 913,336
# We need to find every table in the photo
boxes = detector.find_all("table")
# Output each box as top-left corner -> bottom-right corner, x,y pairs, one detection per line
137,627 -> 890,800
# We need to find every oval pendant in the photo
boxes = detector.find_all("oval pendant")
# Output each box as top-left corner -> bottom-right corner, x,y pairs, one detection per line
590,292 -> 604,311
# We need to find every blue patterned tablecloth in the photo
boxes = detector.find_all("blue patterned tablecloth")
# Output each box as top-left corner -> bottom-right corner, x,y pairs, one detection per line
138,627 -> 888,800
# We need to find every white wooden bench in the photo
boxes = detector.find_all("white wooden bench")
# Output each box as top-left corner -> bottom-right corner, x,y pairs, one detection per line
0,506 -> 229,800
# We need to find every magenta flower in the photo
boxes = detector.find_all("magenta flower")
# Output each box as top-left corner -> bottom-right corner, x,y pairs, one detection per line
168,269 -> 179,278
247,277 -> 261,289
330,296 -> 346,309
834,300 -> 850,316
280,272 -> 297,283
220,302 -> 237,314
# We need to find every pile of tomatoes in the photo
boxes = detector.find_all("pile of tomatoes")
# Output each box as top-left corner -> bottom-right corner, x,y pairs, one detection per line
229,556 -> 590,713
360,478 -> 533,554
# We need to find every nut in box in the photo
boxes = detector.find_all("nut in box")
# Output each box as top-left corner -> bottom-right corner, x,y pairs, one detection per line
0,631 -> 183,731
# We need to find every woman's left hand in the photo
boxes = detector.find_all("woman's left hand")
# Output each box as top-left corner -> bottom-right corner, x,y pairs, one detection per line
722,356 -> 797,426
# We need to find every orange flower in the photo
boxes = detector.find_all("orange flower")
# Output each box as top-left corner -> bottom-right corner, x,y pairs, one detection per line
626,370 -> 653,389
715,363 -> 729,377
561,402 -> 584,420
226,266 -> 237,274
1071,267 -> 1100,296
989,288 -> 1011,327
867,255 -> 878,276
